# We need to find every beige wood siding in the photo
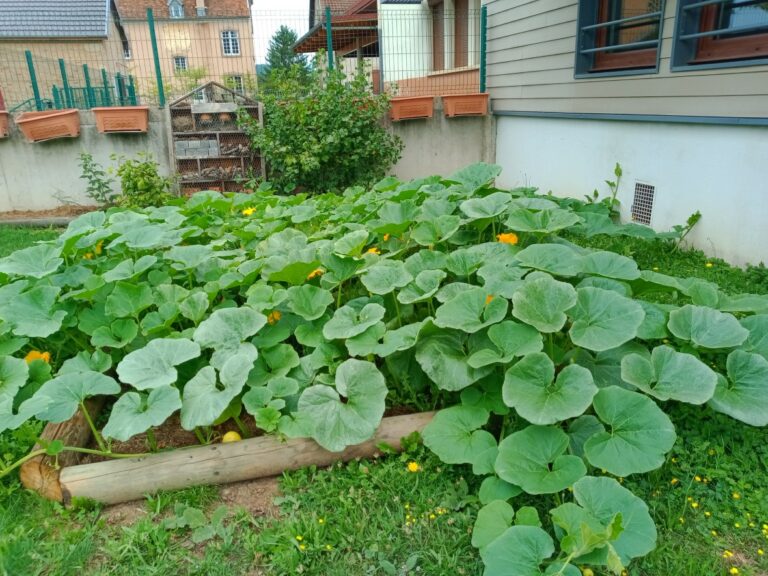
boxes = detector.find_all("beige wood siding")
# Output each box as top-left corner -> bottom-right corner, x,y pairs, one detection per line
485,0 -> 768,118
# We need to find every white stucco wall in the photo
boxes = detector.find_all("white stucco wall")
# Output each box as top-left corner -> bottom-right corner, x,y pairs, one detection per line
378,1 -> 432,83
495,115 -> 768,267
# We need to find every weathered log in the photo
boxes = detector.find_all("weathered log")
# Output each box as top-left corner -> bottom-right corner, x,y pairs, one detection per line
19,398 -> 103,502
56,411 -> 435,505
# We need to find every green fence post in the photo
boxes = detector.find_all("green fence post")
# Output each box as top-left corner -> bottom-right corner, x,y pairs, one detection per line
128,75 -> 137,105
147,8 -> 166,107
52,86 -> 62,109
101,68 -> 112,106
58,58 -> 73,108
325,6 -> 334,71
24,50 -> 43,111
116,73 -> 126,105
83,64 -> 96,108
480,5 -> 487,94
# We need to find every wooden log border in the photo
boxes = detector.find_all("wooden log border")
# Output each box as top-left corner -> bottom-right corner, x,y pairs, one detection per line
20,411 -> 435,506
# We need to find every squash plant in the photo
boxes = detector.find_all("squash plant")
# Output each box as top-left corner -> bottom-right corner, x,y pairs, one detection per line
0,164 -> 766,576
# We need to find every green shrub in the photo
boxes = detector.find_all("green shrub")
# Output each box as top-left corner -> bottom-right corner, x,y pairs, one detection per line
113,152 -> 174,208
240,59 -> 403,193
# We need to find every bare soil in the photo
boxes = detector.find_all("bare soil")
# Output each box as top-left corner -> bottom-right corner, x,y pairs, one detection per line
0,205 -> 98,221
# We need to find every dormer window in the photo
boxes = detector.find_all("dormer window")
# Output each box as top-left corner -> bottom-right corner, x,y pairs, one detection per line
169,0 -> 184,19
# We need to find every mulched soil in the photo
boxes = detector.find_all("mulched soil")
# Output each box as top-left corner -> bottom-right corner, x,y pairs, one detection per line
0,205 -> 98,221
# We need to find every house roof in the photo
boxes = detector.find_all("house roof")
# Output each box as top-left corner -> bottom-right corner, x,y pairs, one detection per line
0,0 -> 110,38
115,0 -> 251,20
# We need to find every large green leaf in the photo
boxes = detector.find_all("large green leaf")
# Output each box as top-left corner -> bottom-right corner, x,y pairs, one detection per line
709,350 -> 768,426
297,359 -> 387,452
422,405 -> 497,475
667,305 -> 748,349
495,426 -> 587,494
573,476 -> 657,565
181,366 -> 239,430
515,244 -> 584,277
478,476 -> 523,505
117,338 -> 201,390
415,324 -> 492,391
287,285 -> 334,321
91,319 -> 138,349
102,255 -> 158,283
164,245 -> 214,270
360,260 -> 413,295
323,302 -> 386,339
568,287 -> 645,352
411,215 -> 461,246
32,371 -> 120,423
397,269 -> 447,304
460,192 -> 512,220
103,386 -> 182,441
105,282 -> 154,318
193,307 -> 267,351
472,500 -> 515,550
0,285 -> 67,338
584,386 -> 676,476
480,526 -> 555,576
478,262 -> 526,299
549,502 -> 621,560
621,345 -> 717,404
504,207 -> 582,234
503,353 -> 597,425
434,287 -> 508,333
468,321 -> 543,368
0,244 -> 63,279
511,272 -> 577,333
0,356 -> 31,433
740,314 -> 768,360
449,163 -> 502,192
582,251 -> 640,280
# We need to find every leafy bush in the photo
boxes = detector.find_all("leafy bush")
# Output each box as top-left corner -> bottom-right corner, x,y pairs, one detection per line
0,164 -> 766,575
240,61 -> 403,193
79,152 -> 118,207
113,152 -> 173,208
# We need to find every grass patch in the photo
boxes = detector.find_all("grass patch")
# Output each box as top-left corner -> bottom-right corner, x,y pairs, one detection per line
0,227 -> 61,258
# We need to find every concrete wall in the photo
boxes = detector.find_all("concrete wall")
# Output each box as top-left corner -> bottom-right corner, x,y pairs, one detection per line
388,99 -> 494,180
0,108 -> 172,212
495,115 -> 768,267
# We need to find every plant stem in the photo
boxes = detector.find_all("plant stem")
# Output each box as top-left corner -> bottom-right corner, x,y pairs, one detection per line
547,333 -> 555,361
194,427 -> 208,445
80,401 -> 107,452
233,414 -> 249,438
491,219 -> 496,240
146,428 -> 158,452
336,280 -> 344,308
392,292 -> 402,327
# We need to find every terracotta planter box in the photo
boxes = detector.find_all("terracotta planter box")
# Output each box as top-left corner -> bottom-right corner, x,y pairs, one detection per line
15,109 -> 80,142
442,93 -> 489,118
93,106 -> 150,133
390,96 -> 434,121
0,111 -> 8,138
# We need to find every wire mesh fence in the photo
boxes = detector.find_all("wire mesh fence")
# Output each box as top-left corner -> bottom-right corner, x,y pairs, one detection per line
0,3 -> 486,112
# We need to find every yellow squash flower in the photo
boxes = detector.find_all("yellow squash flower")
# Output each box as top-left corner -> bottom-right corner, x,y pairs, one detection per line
367,247 -> 380,255
242,207 -> 256,216
485,294 -> 494,305
307,268 -> 325,280
25,350 -> 51,364
94,240 -> 104,255
383,233 -> 391,241
496,232 -> 519,245
267,310 -> 282,325
83,252 -> 93,260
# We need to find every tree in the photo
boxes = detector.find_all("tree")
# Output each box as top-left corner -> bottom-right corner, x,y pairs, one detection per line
260,26 -> 309,85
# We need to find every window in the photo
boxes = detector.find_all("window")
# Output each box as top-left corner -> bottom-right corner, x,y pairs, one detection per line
123,46 -> 132,60
429,0 -> 481,72
575,0 -> 665,76
174,56 -> 188,71
169,0 -> 184,18
227,75 -> 244,93
672,0 -> 768,69
221,30 -> 241,56
197,7 -> 207,16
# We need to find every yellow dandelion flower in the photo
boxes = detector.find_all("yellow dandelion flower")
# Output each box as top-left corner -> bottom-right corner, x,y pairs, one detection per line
758,549 -> 764,555
299,544 -> 306,551
679,517 -> 685,524
729,568 -> 739,575
325,544 -> 333,551
687,497 -> 693,502
242,207 -> 256,216
750,522 -> 756,528
711,530 -> 718,536
407,461 -> 421,473
267,310 -> 281,325
733,492 -> 741,500
307,267 -> 325,280
735,523 -> 741,528
496,232 -> 519,245
383,233 -> 391,241
318,518 -> 325,525
671,457 -> 678,463
295,535 -> 303,541
652,267 -> 659,271
705,511 -> 711,517
691,502 -> 699,509
723,550 -> 734,558
366,247 -> 380,255
695,475 -> 702,482
671,478 -> 679,485
706,262 -> 714,268
429,514 -> 436,520
404,503 -> 410,510
24,350 -> 51,364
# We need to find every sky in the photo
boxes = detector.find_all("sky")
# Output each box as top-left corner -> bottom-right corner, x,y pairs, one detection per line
251,0 -> 310,64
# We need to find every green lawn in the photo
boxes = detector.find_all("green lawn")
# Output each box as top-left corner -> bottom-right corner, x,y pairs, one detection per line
1,227 -> 767,576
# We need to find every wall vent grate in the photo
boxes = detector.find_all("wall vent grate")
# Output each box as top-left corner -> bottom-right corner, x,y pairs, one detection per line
631,182 -> 655,225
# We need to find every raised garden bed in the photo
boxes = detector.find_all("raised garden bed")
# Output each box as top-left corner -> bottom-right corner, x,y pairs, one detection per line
20,409 -> 434,505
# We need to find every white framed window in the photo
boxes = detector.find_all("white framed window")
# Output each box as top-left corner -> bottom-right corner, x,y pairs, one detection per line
221,30 -> 241,56
174,56 -> 188,71
169,0 -> 184,19
123,46 -> 132,60
228,75 -> 244,93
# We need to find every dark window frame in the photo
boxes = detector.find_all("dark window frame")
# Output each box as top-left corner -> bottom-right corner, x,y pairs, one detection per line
671,0 -> 768,71
575,0 -> 666,77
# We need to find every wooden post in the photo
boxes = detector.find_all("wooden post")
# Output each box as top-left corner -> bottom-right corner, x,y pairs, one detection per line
57,412 -> 435,505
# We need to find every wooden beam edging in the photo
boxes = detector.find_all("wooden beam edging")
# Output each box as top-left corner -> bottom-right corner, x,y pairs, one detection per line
56,411 -> 435,506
